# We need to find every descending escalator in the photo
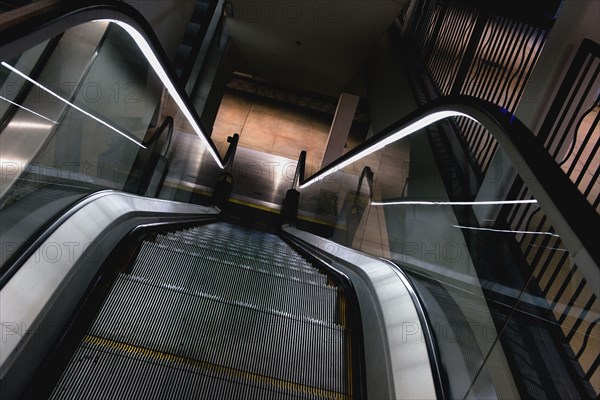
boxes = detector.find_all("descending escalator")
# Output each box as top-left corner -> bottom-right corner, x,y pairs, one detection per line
2,2 -> 598,400
49,222 -> 352,400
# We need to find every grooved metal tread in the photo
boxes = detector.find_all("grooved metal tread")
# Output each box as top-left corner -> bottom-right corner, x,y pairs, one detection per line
128,248 -> 339,322
50,223 -> 351,400
133,242 -> 335,291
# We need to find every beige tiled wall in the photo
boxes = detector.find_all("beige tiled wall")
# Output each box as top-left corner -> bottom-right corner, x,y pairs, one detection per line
211,91 -> 333,169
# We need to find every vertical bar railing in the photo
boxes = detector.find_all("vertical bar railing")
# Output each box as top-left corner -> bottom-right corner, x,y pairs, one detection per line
497,176 -> 599,395
455,14 -> 549,173
406,0 -> 551,174
536,38 -> 600,211
405,2 -> 598,394
495,41 -> 600,393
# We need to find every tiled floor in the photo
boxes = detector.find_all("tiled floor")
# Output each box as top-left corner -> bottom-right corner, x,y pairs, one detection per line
211,90 -> 361,173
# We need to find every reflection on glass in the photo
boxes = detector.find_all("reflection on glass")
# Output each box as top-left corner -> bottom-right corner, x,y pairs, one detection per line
296,117 -> 599,398
0,20 -> 216,273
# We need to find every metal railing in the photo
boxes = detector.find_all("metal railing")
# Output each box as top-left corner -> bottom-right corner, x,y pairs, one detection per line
289,94 -> 600,397
408,0 -> 553,173
537,38 -> 600,211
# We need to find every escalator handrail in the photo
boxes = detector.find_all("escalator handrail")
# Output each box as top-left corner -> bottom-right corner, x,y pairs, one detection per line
280,225 -> 440,400
0,0 -> 226,168
296,95 -> 599,276
0,190 -> 220,399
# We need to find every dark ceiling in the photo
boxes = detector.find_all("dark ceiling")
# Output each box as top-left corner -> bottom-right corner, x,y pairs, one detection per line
225,0 -> 407,98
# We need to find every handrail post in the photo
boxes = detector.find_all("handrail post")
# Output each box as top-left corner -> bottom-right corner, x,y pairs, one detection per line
222,133 -> 239,173
346,166 -> 374,245
142,116 -> 174,197
211,133 -> 238,208
292,150 -> 306,190
282,151 -> 306,227
355,166 -> 374,203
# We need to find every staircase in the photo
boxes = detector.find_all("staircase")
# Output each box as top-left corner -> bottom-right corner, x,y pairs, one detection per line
50,223 -> 351,400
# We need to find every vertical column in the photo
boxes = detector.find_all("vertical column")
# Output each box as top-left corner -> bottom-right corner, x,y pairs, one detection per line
321,92 -> 359,167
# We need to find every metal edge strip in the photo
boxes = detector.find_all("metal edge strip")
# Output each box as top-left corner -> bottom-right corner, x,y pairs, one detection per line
281,225 -> 438,400
279,230 -> 368,400
0,191 -> 218,398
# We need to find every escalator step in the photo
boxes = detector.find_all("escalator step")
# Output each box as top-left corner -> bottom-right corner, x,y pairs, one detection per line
51,339 -> 345,400
51,223 -> 350,399
145,237 -> 328,283
129,245 -> 338,322
86,275 -> 345,392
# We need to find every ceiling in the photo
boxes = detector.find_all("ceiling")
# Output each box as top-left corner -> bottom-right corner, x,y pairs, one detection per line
225,0 -> 407,98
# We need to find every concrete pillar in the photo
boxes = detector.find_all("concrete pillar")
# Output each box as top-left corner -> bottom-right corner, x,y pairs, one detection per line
321,92 -> 360,167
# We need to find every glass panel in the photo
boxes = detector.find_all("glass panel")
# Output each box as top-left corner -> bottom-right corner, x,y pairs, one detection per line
0,20 -> 219,273
296,118 -> 599,398
0,39 -> 51,122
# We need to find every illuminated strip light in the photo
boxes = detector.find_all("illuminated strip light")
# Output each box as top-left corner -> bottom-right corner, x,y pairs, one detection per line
0,94 -> 58,124
1,62 -> 146,148
105,20 -> 224,169
299,110 -> 474,189
452,224 -> 560,237
371,199 -> 538,206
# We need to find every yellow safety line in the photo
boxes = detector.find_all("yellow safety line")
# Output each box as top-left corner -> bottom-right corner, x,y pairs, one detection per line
161,181 -> 212,197
226,197 -> 280,214
297,215 -> 339,228
83,335 -> 350,400
160,182 -> 340,228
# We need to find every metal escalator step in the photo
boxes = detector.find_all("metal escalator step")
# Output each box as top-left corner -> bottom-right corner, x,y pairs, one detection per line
52,222 -> 351,399
162,230 -> 320,274
137,242 -> 327,285
139,238 -> 328,287
127,247 -> 338,322
50,339 -> 343,400
163,231 -> 309,266
87,275 -> 345,392
159,230 -> 311,266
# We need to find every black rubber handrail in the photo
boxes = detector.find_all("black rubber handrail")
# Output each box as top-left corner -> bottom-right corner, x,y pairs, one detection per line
294,95 -> 599,277
222,132 -> 239,173
0,0 -> 226,167
355,166 -> 374,203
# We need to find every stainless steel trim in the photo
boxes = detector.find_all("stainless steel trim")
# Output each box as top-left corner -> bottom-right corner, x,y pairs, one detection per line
0,191 -> 218,399
282,225 -> 438,400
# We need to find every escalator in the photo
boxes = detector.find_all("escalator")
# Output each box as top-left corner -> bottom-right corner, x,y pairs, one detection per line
50,222 -> 351,400
1,2 -> 599,400
0,4 -> 371,399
